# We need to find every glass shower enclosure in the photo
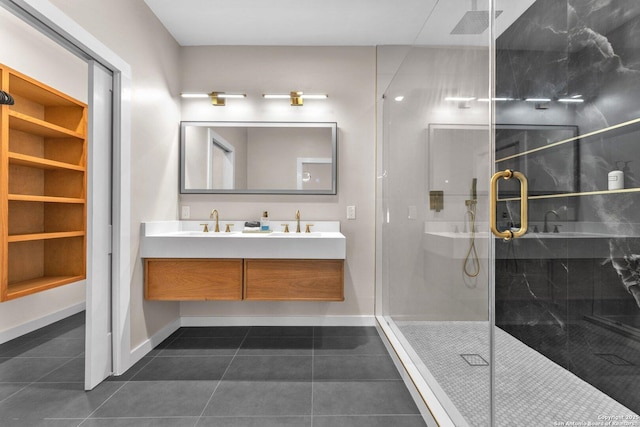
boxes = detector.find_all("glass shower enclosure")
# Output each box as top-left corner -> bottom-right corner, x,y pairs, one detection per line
376,1 -> 640,425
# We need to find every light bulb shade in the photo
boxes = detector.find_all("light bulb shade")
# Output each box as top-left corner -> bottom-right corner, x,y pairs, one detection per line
217,93 -> 246,99
180,93 -> 209,98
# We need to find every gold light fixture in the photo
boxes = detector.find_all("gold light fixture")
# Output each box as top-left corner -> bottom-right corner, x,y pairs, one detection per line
209,91 -> 246,106
180,92 -> 246,106
262,91 -> 328,106
290,91 -> 303,106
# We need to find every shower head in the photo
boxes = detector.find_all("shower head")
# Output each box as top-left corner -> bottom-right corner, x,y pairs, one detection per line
471,178 -> 477,200
451,0 -> 503,35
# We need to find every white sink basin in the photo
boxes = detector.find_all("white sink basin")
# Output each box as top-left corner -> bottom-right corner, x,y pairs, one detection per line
141,221 -> 346,259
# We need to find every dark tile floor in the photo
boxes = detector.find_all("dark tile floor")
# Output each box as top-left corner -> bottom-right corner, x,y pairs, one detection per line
0,313 -> 427,426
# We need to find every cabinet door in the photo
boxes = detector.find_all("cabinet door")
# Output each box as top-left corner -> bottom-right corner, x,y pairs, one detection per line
244,259 -> 344,301
145,259 -> 243,300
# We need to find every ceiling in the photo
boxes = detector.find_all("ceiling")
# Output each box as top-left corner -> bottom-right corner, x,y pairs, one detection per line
144,0 -> 536,47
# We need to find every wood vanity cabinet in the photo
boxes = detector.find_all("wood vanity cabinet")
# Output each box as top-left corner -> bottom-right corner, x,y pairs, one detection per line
144,258 -> 344,301
145,259 -> 244,300
0,64 -> 87,301
244,259 -> 344,301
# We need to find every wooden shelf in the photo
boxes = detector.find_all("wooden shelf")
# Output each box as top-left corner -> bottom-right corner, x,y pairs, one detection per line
6,275 -> 85,301
1,62 -> 87,302
7,194 -> 85,203
8,152 -> 84,171
498,187 -> 640,202
8,231 -> 85,243
8,110 -> 84,139
9,74 -> 82,108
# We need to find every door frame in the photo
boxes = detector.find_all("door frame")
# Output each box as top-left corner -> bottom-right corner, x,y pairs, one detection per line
0,0 -> 132,377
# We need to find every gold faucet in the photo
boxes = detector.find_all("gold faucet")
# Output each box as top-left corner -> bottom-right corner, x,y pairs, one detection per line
295,210 -> 301,233
210,209 -> 220,232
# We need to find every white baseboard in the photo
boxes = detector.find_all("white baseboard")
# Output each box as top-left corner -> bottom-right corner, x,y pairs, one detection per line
128,317 -> 181,369
0,302 -> 86,345
123,315 -> 375,375
180,315 -> 376,327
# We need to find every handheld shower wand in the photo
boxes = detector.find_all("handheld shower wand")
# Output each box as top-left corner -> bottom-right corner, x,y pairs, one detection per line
464,178 -> 480,279
471,177 -> 477,201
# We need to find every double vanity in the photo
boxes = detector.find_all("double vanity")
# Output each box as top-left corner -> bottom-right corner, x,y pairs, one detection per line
141,220 -> 346,301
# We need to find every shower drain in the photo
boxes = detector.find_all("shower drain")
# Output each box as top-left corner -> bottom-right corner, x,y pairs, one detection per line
460,353 -> 489,366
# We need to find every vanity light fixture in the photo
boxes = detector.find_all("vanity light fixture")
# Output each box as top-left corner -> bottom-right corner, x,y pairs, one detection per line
444,96 -> 476,102
180,92 -> 247,106
525,98 -> 551,102
290,91 -> 303,106
180,93 -> 209,98
477,97 -> 512,102
209,91 -> 247,106
525,97 -> 551,110
262,91 -> 328,106
445,96 -> 475,109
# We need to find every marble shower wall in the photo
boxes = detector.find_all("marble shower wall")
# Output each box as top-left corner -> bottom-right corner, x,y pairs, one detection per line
495,0 -> 640,415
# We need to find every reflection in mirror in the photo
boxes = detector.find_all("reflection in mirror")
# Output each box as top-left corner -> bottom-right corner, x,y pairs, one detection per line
180,121 -> 337,194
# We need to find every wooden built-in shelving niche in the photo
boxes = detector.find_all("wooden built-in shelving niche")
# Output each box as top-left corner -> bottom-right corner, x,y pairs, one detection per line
1,63 -> 87,301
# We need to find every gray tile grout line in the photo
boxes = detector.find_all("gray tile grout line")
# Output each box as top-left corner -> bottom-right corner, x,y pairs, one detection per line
0,351 -> 83,406
194,326 -> 253,427
0,323 -> 86,407
13,326 -> 398,425
76,328 -> 186,427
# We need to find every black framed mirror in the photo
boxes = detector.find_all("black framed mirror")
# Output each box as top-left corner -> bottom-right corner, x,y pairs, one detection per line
180,121 -> 337,194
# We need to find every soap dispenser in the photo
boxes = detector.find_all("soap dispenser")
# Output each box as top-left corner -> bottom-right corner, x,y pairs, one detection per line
609,161 -> 625,190
260,211 -> 270,231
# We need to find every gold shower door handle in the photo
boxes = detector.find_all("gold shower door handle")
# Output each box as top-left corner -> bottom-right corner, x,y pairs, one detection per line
490,170 -> 528,240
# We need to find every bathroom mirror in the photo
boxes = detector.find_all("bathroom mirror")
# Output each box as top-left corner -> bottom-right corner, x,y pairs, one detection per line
495,124 -> 579,197
180,121 -> 337,194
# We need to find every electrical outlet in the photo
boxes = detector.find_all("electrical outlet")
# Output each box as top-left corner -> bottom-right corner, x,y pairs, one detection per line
347,205 -> 356,220
181,206 -> 190,219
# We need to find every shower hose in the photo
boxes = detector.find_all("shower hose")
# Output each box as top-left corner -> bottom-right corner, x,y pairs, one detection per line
463,204 -> 480,278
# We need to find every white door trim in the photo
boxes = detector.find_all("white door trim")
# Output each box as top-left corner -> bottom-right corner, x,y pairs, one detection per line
1,0 -> 132,376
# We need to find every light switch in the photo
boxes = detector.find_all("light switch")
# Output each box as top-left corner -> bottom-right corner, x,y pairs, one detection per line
181,206 -> 190,219
347,205 -> 356,220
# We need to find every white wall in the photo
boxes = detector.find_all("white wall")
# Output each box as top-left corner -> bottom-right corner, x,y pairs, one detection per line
180,46 -> 377,321
246,127 -> 332,190
49,0 -> 182,349
0,6 -> 87,341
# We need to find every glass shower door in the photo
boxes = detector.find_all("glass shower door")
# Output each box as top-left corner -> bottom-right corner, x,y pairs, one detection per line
493,0 -> 640,424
